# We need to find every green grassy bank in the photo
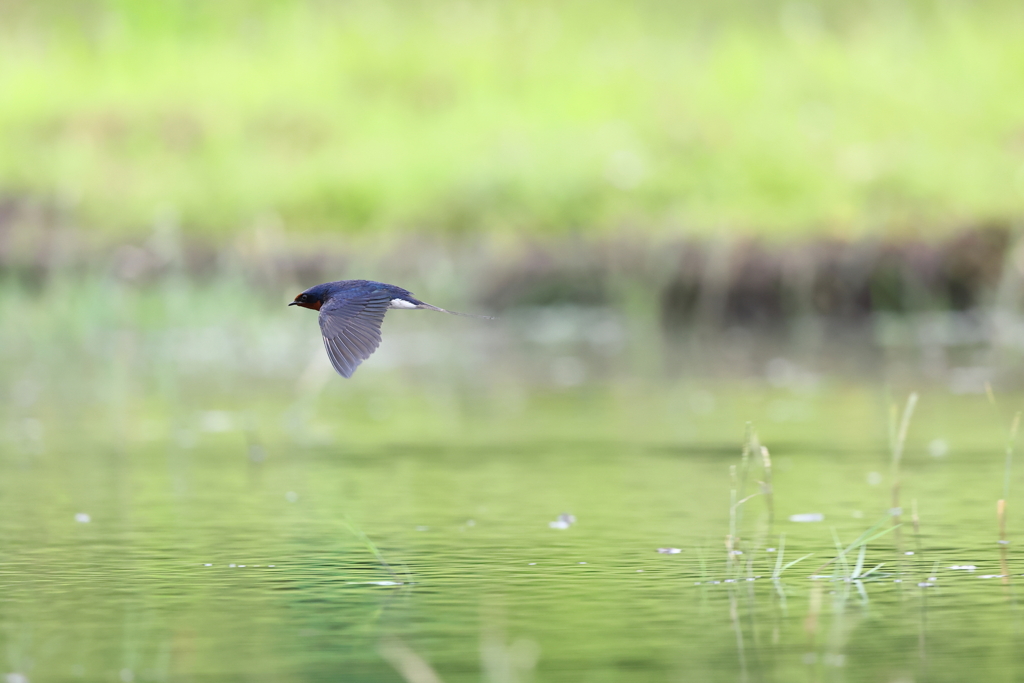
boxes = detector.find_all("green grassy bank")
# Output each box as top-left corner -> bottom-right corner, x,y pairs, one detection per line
2,0 -> 1024,241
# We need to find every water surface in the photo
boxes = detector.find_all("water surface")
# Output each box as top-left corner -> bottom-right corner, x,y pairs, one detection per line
3,285 -> 1024,681
3,402 -> 1024,682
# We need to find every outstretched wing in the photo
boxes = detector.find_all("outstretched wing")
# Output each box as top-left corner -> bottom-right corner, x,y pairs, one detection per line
318,292 -> 391,378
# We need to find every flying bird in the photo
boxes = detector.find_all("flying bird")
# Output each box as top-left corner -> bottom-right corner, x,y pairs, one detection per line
289,279 -> 492,378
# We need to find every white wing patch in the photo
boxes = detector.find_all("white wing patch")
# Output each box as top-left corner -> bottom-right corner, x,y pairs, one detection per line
389,298 -> 418,309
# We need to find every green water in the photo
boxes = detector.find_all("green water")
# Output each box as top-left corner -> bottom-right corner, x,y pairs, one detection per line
5,393 -> 1024,682
4,283 -> 1024,681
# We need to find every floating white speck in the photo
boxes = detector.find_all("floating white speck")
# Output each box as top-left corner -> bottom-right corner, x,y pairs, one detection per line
204,564 -> 212,567
6,673 -> 29,683
344,581 -> 403,586
918,582 -> 934,587
548,513 -> 576,529
904,551 -> 914,555
239,565 -> 246,568
416,526 -> 429,531
979,574 -> 1006,579
579,562 -> 587,565
809,575 -> 830,580
789,513 -> 824,523
285,491 -> 299,503
657,548 -> 681,554
997,540 -> 1010,545
894,579 -> 902,583
950,565 -> 976,571
268,565 -> 275,568
889,507 -> 903,516
766,548 -> 776,552
927,577 -> 937,581
74,513 -> 91,523
637,569 -> 643,573
528,562 -> 536,566
229,564 -> 236,568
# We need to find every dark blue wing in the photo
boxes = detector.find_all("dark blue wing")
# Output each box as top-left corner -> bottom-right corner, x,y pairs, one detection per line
317,291 -> 391,378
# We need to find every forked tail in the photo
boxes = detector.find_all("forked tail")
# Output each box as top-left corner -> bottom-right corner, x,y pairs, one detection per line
418,303 -> 495,320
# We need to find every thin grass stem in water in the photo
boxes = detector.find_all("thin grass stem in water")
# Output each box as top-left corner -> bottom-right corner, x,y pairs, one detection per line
1000,412 -> 1021,545
858,563 -> 885,579
761,445 -> 774,532
727,464 -> 738,574
773,534 -> 786,579
814,517 -> 900,573
831,528 -> 850,578
852,545 -> 867,579
890,392 -> 919,551
342,515 -> 400,581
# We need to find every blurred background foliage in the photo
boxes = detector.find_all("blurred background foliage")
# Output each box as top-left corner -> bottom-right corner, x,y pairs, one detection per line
2,0 -> 1024,243
3,0 -> 1024,409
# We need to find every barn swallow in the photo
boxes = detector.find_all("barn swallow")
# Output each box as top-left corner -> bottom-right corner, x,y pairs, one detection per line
289,280 -> 492,378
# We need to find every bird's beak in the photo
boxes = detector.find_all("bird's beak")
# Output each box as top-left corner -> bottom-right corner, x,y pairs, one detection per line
288,301 -> 299,306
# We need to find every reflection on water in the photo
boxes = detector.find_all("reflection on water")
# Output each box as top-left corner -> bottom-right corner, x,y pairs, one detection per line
3,427 -> 1024,681
3,282 -> 1024,681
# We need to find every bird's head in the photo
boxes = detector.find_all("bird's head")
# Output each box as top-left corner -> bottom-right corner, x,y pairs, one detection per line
288,285 -> 327,311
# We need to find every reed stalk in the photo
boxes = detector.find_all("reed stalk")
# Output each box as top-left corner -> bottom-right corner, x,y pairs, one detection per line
998,499 -> 1007,545
1000,412 -> 1021,545
727,464 -> 739,574
890,392 -> 919,550
761,445 -> 774,532
736,424 -> 757,539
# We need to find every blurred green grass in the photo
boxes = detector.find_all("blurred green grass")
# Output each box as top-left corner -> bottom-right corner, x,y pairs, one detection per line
2,0 -> 1024,240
